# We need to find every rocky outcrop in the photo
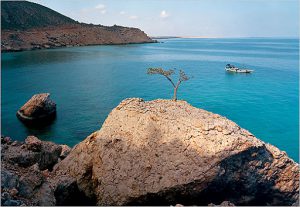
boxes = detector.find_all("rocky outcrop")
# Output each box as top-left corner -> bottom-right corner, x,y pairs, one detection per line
2,135 -> 64,171
1,135 -> 71,206
1,1 -> 156,52
17,93 -> 56,125
53,98 -> 299,206
3,99 -> 299,205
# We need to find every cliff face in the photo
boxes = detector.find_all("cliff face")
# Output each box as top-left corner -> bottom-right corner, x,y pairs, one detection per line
54,98 -> 299,206
1,1 -> 156,52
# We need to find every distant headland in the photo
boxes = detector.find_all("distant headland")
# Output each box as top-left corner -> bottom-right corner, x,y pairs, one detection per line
1,1 -> 156,52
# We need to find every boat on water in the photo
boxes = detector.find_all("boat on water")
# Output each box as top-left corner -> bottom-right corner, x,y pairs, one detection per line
225,64 -> 254,73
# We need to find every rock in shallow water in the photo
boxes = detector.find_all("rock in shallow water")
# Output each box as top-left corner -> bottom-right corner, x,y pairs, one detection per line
16,93 -> 56,125
53,98 -> 299,206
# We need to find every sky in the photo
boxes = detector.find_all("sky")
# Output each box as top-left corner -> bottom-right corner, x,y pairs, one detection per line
28,0 -> 299,37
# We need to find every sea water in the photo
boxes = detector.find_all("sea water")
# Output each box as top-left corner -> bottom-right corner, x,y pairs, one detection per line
1,38 -> 299,161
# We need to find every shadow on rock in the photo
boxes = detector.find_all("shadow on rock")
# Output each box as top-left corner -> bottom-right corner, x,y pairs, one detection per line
53,98 -> 299,206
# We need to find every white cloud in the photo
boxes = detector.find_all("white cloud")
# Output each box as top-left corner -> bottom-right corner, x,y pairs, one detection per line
160,10 -> 170,18
129,15 -> 138,20
119,11 -> 126,15
95,4 -> 105,10
94,4 -> 106,14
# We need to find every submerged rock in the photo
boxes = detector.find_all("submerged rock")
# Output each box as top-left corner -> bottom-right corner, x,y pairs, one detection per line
54,98 -> 299,206
16,93 -> 56,125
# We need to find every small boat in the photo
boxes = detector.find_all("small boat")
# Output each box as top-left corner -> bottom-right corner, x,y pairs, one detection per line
225,64 -> 254,73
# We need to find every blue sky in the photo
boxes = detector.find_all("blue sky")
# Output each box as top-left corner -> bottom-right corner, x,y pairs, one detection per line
29,0 -> 299,37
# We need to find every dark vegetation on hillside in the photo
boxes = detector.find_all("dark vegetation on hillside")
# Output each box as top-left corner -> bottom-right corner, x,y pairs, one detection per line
1,1 -> 78,30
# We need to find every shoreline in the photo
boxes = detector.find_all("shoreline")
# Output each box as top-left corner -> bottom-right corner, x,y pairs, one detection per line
152,36 -> 298,39
1,40 -> 158,53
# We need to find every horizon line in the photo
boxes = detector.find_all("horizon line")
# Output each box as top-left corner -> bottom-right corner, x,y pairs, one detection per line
150,35 -> 299,39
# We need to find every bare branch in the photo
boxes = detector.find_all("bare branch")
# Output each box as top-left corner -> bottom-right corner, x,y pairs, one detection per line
147,68 -> 176,88
175,80 -> 181,88
165,76 -> 176,88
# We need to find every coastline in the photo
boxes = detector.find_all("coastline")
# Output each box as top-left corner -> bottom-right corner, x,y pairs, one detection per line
1,40 -> 158,53
1,24 -> 157,53
1,0 -> 299,206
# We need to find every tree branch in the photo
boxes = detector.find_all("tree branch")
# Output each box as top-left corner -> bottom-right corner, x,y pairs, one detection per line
176,80 -> 181,89
165,75 -> 176,88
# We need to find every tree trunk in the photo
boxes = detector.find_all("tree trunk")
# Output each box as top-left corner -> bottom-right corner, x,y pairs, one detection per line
173,86 -> 178,101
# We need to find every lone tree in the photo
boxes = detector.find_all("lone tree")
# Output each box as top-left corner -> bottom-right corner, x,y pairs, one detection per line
147,68 -> 190,101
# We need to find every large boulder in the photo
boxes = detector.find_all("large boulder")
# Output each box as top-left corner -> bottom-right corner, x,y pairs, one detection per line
54,98 -> 299,206
16,93 -> 56,125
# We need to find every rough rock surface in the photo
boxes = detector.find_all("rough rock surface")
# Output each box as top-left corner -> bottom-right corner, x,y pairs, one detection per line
17,93 -> 56,124
2,135 -> 62,170
208,201 -> 235,206
54,98 -> 299,206
1,135 -> 69,206
59,144 -> 72,159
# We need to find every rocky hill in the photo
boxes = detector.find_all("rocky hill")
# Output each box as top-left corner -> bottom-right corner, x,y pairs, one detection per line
1,1 -> 77,30
1,1 -> 156,52
52,98 -> 299,206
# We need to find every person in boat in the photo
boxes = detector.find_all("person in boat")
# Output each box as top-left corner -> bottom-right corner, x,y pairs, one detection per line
226,64 -> 236,69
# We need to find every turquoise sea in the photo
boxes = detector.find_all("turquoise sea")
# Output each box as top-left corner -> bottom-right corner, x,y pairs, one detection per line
1,38 -> 299,161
